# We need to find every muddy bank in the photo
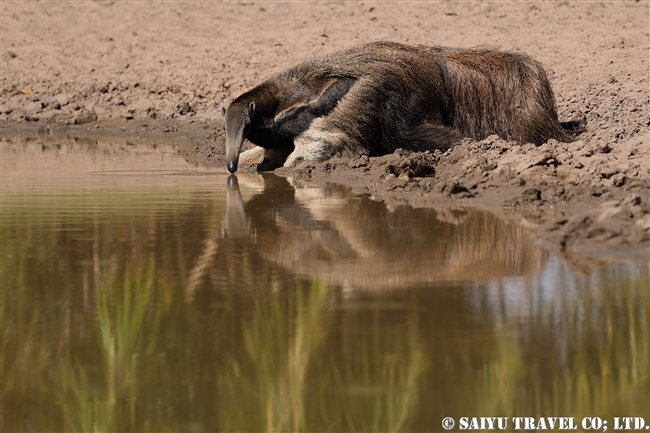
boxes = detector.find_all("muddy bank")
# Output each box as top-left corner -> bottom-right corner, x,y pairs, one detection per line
2,0 -> 648,264
276,139 -> 649,264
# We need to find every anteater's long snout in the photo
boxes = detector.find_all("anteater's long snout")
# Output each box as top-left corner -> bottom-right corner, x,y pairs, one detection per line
225,129 -> 244,173
225,135 -> 241,173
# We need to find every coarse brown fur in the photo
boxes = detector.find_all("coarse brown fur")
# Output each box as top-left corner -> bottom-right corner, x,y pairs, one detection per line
221,41 -> 584,173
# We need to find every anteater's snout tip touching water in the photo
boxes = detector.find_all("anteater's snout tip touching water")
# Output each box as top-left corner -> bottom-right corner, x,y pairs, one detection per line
226,174 -> 238,188
227,160 -> 238,174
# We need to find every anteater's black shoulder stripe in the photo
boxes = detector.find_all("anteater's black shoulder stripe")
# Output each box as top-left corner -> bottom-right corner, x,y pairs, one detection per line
273,76 -> 356,139
306,76 -> 356,117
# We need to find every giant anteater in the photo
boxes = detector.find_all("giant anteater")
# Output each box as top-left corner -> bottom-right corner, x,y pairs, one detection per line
221,41 -> 584,173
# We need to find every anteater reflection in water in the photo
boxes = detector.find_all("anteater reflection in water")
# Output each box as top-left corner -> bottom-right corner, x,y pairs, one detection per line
221,41 -> 584,173
217,173 -> 548,291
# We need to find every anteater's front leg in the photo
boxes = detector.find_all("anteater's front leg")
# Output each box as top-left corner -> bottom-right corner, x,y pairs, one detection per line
283,119 -> 349,167
239,146 -> 293,171
238,146 -> 266,167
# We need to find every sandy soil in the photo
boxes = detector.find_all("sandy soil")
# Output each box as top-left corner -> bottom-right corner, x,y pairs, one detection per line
2,1 -> 648,264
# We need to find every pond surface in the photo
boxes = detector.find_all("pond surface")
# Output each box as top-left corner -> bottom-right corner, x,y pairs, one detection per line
2,137 -> 648,432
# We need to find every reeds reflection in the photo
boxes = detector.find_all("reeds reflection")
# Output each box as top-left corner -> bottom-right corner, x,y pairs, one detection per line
1,138 -> 648,432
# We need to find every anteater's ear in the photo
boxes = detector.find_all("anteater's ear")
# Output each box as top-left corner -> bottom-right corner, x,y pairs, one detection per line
248,101 -> 256,117
220,105 -> 227,117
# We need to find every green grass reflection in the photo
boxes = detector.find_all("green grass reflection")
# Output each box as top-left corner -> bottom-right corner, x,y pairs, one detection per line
57,259 -> 158,432
433,270 -> 649,423
240,280 -> 329,432
323,313 -> 426,432
2,232 -> 648,431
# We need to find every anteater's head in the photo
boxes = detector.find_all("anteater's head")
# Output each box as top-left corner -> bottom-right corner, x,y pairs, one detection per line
221,101 -> 255,173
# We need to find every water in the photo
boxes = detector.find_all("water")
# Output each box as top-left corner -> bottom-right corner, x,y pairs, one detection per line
2,137 -> 648,432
